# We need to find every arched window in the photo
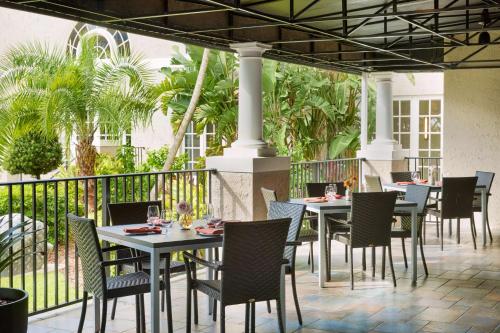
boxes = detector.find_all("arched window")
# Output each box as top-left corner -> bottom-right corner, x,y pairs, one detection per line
67,23 -> 130,58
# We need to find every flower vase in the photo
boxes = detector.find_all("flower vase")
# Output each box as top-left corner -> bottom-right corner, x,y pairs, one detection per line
179,214 -> 193,230
345,188 -> 351,201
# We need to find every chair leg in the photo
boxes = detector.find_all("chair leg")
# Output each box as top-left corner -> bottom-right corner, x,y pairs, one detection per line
212,299 -> 217,321
276,299 -> 285,333
486,211 -> 493,243
419,236 -> 429,276
344,244 -> 348,263
139,294 -> 145,333
328,239 -> 333,280
266,300 -> 271,314
457,218 -> 461,244
100,298 -> 107,333
471,213 -> 477,238
423,217 -> 427,244
401,238 -> 408,269
310,242 -> 315,273
449,219 -> 452,237
381,246 -> 386,280
290,268 -> 302,325
78,291 -> 88,333
245,303 -> 250,333
436,215 -> 439,238
186,283 -> 191,333
251,304 -> 257,333
350,246 -> 354,290
470,216 -> 477,250
110,298 -> 117,320
220,305 -> 226,333
440,218 -> 444,251
362,248 -> 366,271
165,267 -> 173,333
192,261 -> 199,325
388,245 -> 397,287
134,295 -> 140,333
371,247 -> 376,278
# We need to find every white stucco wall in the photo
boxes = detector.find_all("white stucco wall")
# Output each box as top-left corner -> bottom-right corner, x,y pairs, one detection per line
392,73 -> 443,97
0,7 -> 181,156
443,35 -> 500,228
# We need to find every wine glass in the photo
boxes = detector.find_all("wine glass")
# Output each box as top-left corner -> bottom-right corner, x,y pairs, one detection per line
325,184 -> 336,202
411,171 -> 420,183
203,203 -> 214,223
160,209 -> 172,233
147,205 -> 160,225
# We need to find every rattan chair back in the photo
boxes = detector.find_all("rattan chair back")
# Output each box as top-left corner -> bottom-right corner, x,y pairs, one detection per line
391,171 -> 420,182
261,187 -> 277,213
400,185 -> 431,231
108,201 -> 162,225
365,175 -> 383,192
221,219 -> 290,305
349,192 -> 397,248
475,171 -> 495,194
268,201 -> 306,265
441,177 -> 477,219
306,182 -> 346,196
68,214 -> 106,298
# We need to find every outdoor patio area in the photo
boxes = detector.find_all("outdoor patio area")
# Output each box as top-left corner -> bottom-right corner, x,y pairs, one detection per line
28,228 -> 500,333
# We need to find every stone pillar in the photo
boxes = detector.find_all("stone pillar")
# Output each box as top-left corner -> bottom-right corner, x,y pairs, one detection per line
207,42 -> 291,221
358,72 -> 407,185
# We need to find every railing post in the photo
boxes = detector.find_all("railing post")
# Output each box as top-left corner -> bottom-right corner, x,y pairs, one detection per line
358,158 -> 363,192
101,177 -> 111,227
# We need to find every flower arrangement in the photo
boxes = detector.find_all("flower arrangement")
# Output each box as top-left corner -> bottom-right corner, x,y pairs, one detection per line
177,201 -> 193,229
176,200 -> 193,215
343,175 -> 358,191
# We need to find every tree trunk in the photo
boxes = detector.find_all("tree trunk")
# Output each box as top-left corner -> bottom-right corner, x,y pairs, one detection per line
151,48 -> 211,199
76,136 -> 97,211
162,48 -> 210,172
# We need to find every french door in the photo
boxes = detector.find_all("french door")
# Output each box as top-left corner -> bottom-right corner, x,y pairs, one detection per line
393,96 -> 443,158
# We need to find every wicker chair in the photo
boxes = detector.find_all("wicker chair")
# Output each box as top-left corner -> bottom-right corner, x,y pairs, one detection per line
68,214 -> 164,333
107,201 -> 192,333
364,175 -> 383,192
473,171 -> 495,243
266,201 -> 306,325
391,171 -> 419,183
306,182 -> 351,276
428,177 -> 478,250
334,192 -> 398,289
183,219 -> 291,333
392,185 -> 431,276
260,187 -> 318,273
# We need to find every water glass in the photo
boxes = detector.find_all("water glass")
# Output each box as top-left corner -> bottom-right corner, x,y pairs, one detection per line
147,205 -> 160,225
203,203 -> 214,222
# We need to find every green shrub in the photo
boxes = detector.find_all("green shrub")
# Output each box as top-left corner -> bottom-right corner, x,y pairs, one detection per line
0,182 -> 84,245
3,132 -> 63,179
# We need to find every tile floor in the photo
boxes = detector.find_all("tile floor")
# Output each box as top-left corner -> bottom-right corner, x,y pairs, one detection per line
28,221 -> 500,333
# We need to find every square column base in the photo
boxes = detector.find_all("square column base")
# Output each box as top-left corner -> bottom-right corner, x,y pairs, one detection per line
207,156 -> 290,221
223,146 -> 277,158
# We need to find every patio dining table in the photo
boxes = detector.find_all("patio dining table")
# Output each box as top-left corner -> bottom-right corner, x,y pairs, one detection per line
290,198 -> 419,287
96,222 -> 287,333
383,183 -> 488,246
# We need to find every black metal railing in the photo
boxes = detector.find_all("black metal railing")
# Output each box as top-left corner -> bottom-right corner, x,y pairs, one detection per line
405,157 -> 442,180
290,158 -> 364,198
0,169 -> 214,315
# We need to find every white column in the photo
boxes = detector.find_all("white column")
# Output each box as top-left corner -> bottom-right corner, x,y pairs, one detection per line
224,42 -> 276,157
360,72 -> 369,150
357,72 -> 406,160
372,72 -> 395,144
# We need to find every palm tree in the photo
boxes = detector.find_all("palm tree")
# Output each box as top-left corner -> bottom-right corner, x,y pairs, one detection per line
0,37 -> 158,177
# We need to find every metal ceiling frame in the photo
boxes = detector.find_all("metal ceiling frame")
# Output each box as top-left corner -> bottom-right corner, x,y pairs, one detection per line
1,0 -> 499,73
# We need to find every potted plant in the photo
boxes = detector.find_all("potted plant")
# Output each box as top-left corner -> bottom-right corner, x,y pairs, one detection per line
0,220 -> 33,333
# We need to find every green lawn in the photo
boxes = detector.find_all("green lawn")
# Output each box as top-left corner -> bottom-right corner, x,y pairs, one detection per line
1,270 -> 79,313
